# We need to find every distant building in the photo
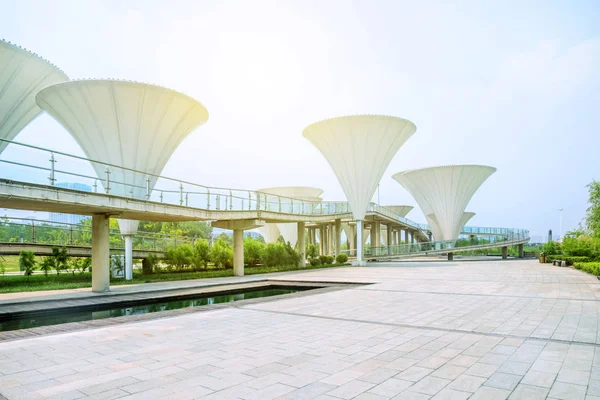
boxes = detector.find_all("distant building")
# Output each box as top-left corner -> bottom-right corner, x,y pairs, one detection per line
50,183 -> 92,225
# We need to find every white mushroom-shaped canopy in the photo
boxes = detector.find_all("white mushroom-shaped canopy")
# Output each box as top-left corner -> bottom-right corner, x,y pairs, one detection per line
36,79 -> 209,198
303,115 -> 416,220
0,40 -> 68,154
384,205 -> 414,218
393,165 -> 495,241
259,224 -> 281,244
257,186 -> 323,247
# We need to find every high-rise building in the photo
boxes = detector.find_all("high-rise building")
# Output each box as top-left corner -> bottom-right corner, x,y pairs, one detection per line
49,183 -> 92,225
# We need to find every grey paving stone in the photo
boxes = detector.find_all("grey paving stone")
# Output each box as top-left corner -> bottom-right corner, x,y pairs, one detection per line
508,384 -> 549,400
368,377 -> 413,397
548,382 -> 587,400
485,372 -> 522,391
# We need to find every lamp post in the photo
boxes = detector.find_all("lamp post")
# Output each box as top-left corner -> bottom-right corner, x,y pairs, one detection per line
558,208 -> 563,242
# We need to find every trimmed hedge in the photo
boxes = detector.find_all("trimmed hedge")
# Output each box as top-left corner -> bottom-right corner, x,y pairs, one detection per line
546,255 -> 593,266
574,262 -> 600,276
336,254 -> 349,264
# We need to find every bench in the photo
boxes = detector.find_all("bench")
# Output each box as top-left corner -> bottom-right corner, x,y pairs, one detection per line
553,260 -> 567,267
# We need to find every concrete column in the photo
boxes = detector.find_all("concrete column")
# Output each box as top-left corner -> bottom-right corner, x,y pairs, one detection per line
412,231 -> 416,244
335,219 -> 341,256
297,222 -> 306,268
356,220 -> 365,266
92,214 -> 110,293
518,243 -> 524,258
404,229 -> 409,244
319,225 -> 325,255
502,246 -> 508,259
448,253 -> 454,261
387,225 -> 393,255
328,223 -> 333,255
124,235 -> 133,280
374,221 -> 380,255
233,229 -> 244,276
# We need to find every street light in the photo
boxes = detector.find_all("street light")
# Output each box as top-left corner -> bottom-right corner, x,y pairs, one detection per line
558,208 -> 563,241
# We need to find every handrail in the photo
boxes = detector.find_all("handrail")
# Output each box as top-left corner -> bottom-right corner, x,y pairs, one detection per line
0,216 -> 196,251
0,138 -> 528,240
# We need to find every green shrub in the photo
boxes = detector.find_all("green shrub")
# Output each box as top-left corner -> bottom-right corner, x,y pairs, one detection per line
336,254 -> 349,263
244,237 -> 265,266
543,241 -> 562,256
561,235 -> 600,257
546,255 -> 592,266
142,254 -> 158,274
165,243 -> 194,271
309,257 -> 321,266
210,238 -> 233,268
319,255 -> 334,265
261,242 -> 299,267
192,239 -> 210,269
574,262 -> 600,276
306,244 -> 318,259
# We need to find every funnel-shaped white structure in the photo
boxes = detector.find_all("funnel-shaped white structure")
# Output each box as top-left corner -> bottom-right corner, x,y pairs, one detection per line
37,80 -> 209,280
257,187 -> 323,247
393,165 -> 495,242
36,80 -> 209,196
384,205 -> 414,218
303,115 -> 416,265
0,40 -> 68,154
457,212 -> 476,238
259,224 -> 281,243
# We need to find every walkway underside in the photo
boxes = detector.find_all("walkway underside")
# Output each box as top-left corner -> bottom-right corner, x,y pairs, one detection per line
0,179 -> 428,239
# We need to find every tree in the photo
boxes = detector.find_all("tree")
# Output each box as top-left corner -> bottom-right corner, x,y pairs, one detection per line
19,251 -> 37,277
70,257 -> 91,274
586,180 -> 600,237
40,256 -> 54,277
51,246 -> 69,275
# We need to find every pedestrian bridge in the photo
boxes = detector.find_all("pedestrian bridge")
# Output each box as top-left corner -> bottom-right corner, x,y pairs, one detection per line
0,138 -> 530,290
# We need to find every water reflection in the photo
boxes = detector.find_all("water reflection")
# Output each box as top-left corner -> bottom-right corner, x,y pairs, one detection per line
0,287 -> 304,332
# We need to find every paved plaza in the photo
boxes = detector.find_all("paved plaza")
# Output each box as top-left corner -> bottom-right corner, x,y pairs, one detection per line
0,259 -> 599,399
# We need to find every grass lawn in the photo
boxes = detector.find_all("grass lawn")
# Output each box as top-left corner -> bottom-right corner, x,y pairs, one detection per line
0,263 -> 347,293
0,255 -> 24,273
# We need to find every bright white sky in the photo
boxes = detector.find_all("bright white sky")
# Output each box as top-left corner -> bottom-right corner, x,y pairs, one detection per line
2,0 -> 600,241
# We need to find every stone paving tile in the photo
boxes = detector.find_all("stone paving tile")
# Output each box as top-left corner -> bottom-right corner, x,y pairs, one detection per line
0,260 -> 599,400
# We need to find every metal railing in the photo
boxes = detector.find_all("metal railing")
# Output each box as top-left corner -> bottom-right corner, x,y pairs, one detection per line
0,216 -> 195,251
0,138 -> 354,216
342,227 -> 530,257
0,138 -> 529,240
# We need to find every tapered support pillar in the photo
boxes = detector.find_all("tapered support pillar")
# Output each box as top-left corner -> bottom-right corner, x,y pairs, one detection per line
355,220 -> 365,266
412,231 -> 416,244
404,229 -> 409,244
335,219 -> 341,256
124,235 -> 133,280
448,252 -> 454,261
387,225 -> 393,255
373,221 -> 380,255
297,222 -> 306,268
518,243 -> 524,258
92,214 -> 110,293
502,246 -> 508,259
233,229 -> 244,276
